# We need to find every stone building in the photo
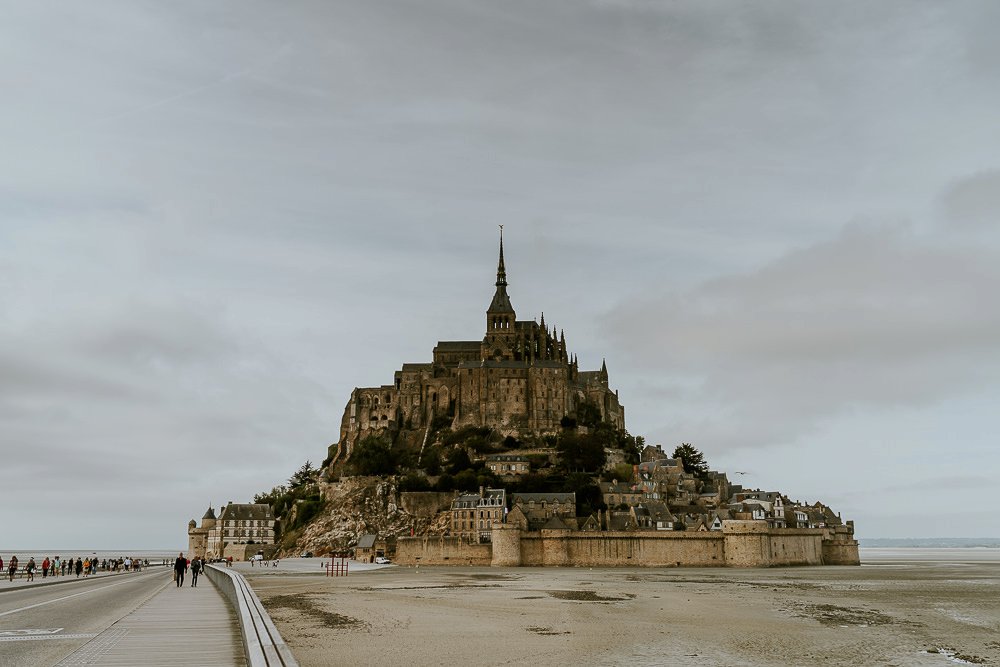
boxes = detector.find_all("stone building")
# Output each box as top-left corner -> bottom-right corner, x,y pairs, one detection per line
485,454 -> 530,476
510,491 -> 577,530
205,502 -> 276,558
187,506 -> 216,560
329,232 -> 626,468
451,488 -> 506,543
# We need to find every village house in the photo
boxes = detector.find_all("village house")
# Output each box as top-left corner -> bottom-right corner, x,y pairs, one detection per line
599,481 -> 642,508
510,492 -> 577,530
451,487 -> 506,543
355,534 -> 377,562
485,454 -> 530,476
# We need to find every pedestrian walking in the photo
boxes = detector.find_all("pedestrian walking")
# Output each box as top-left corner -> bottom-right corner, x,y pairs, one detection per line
7,555 -> 18,582
25,558 -> 36,582
174,552 -> 187,587
42,557 -> 50,578
75,557 -> 83,578
190,557 -> 201,587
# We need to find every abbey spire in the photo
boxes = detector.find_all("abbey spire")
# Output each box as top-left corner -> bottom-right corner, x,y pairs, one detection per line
487,226 -> 515,317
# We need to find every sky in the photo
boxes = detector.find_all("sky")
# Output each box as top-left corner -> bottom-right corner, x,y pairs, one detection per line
2,1 -> 998,549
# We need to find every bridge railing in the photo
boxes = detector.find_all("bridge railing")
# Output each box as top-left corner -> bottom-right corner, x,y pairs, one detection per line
205,564 -> 299,667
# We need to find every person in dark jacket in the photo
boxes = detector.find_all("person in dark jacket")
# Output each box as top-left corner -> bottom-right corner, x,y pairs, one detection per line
174,553 -> 187,587
190,557 -> 202,587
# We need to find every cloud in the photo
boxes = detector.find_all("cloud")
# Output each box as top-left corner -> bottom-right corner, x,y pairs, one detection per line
941,169 -> 1000,229
603,224 -> 1000,449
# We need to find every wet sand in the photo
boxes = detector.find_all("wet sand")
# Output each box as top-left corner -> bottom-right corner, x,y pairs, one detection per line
248,557 -> 999,666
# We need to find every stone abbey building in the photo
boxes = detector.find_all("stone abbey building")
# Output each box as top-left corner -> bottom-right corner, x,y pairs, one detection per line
330,233 -> 625,466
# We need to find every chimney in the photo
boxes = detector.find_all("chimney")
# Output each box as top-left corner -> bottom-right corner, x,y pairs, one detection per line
479,486 -> 484,498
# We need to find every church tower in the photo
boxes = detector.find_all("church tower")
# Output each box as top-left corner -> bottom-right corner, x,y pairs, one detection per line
484,227 -> 517,361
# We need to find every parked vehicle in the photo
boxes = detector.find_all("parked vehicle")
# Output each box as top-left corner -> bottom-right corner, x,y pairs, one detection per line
301,552 -> 314,558
375,556 -> 391,565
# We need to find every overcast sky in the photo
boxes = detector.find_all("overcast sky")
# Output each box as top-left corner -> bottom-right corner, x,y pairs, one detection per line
3,1 -> 998,550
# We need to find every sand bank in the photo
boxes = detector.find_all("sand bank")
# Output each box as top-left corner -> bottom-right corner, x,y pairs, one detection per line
248,558 -> 999,666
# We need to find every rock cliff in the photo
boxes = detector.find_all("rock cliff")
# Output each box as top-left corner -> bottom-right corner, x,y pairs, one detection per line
280,476 -> 451,557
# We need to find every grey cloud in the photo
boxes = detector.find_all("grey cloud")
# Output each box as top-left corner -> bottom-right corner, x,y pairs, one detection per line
941,169 -> 1000,229
603,224 -> 1000,449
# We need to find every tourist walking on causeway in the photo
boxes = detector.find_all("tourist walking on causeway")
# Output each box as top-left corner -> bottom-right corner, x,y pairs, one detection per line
190,557 -> 201,587
74,558 -> 83,578
7,555 -> 17,582
174,553 -> 187,587
25,558 -> 36,582
42,557 -> 50,578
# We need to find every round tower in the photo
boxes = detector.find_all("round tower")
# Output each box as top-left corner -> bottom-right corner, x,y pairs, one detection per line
491,522 -> 523,567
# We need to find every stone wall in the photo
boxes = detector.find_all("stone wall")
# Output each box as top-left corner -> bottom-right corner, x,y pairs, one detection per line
395,535 -> 492,566
398,520 -> 858,568
821,524 -> 861,565
520,530 -> 727,567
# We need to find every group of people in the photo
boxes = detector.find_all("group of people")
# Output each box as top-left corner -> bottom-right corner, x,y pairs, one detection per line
2,555 -> 151,582
173,553 -> 205,587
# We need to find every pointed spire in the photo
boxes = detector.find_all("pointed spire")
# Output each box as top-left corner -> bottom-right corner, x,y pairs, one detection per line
496,225 -> 507,288
539,311 -> 545,329
487,226 -> 514,315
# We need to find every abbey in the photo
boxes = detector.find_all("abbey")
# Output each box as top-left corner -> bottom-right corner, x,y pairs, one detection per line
330,232 -> 625,465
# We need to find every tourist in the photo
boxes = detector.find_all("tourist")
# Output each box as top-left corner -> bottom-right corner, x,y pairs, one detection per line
174,552 -> 187,587
25,557 -> 36,582
75,557 -> 83,578
7,556 -> 17,582
190,557 -> 201,587
0,556 -> 4,578
42,557 -> 50,578
53,556 -> 60,577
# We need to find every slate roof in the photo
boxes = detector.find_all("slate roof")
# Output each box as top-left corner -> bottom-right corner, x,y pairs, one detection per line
218,503 -> 274,522
434,341 -> 482,351
400,363 -> 433,372
511,492 -> 576,505
356,534 -> 376,549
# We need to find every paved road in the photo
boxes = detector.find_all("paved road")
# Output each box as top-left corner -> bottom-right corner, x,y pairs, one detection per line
0,568 -> 170,667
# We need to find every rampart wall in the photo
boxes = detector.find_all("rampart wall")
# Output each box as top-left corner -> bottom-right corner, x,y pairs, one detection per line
395,535 -> 492,566
395,521 -> 859,568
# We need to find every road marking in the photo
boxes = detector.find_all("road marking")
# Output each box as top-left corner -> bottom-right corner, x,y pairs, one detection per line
0,633 -> 96,642
0,571 -> 164,618
56,627 -> 129,666
0,628 -> 63,636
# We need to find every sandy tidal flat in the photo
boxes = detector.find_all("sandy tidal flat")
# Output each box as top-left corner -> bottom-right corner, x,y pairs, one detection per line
248,559 -> 999,666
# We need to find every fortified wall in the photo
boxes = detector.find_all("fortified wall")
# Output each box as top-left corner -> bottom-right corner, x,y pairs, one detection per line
395,521 -> 859,567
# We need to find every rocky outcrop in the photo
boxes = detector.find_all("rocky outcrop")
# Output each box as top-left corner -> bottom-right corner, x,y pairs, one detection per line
281,477 -> 451,557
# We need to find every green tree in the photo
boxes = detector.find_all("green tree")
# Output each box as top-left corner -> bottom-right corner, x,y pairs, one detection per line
556,431 -> 607,473
435,473 -> 455,491
453,469 -> 479,492
562,472 -> 604,517
604,463 -> 635,484
672,443 -> 709,479
575,400 -> 602,428
350,435 -> 396,476
398,471 -> 431,492
288,461 -> 318,488
446,447 -> 473,475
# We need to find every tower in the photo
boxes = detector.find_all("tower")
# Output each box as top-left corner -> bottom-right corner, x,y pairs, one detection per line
484,226 -> 517,361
